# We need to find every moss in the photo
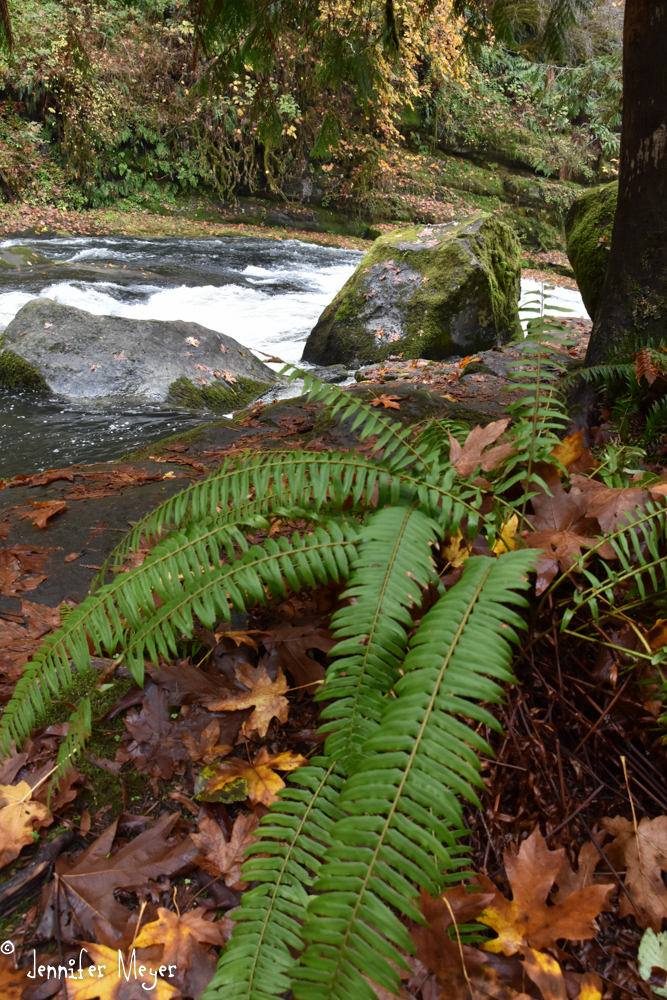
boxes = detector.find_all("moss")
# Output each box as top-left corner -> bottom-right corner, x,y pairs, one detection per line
168,375 -> 272,413
564,181 -> 617,321
0,344 -> 48,389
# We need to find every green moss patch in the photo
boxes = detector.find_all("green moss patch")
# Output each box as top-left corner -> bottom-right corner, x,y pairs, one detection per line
565,181 -> 617,321
168,376 -> 272,414
0,347 -> 48,389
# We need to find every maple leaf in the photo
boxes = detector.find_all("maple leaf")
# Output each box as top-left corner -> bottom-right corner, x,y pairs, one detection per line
259,623 -> 335,692
448,418 -> 514,478
370,393 -> 402,409
21,499 -> 67,528
601,814 -> 667,929
569,474 -> 649,533
134,906 -> 230,968
181,720 -> 232,765
0,780 -> 50,867
552,839 -> 614,908
411,885 -> 496,981
474,828 -> 612,954
66,942 -> 179,999
0,954 -> 30,999
204,662 -> 290,738
37,813 -> 198,942
194,747 -> 307,807
522,472 -> 615,593
191,812 -> 259,888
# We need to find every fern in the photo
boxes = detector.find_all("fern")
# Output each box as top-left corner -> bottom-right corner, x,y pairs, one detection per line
290,552 -> 534,1000
204,760 -> 346,1000
0,519 -> 359,753
318,504 -> 441,772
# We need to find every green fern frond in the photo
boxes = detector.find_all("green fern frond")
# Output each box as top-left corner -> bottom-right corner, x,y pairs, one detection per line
96,451 -> 479,586
290,552 -> 534,1000
282,367 -> 438,473
643,397 -> 667,446
0,520 -> 359,754
318,504 -> 441,772
202,760 -> 346,1000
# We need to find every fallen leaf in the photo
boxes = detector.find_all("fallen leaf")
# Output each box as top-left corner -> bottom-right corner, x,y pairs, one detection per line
0,780 -> 50,867
134,906 -> 230,968
442,529 -> 471,568
185,336 -> 200,346
0,953 -> 30,998
259,623 -> 334,692
9,469 -> 75,488
370,393 -> 402,409
412,885 -> 496,981
569,475 -> 649,533
448,418 -> 513,478
0,543 -> 55,596
638,928 -> 667,997
601,814 -> 667,929
65,551 -> 83,563
647,619 -> 667,651
181,719 -> 232,765
66,941 -> 179,999
491,515 -> 519,556
22,499 -> 67,528
194,747 -> 307,807
37,812 -> 198,942
552,839 -> 614,908
205,662 -> 290,738
191,812 -> 259,888
475,828 -> 612,954
550,430 -> 584,470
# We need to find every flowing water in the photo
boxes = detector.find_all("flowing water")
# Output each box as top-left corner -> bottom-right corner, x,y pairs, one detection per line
0,235 -> 589,478
0,235 -> 363,478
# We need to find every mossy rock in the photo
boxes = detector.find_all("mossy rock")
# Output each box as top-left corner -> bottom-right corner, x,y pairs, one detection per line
168,376 -> 272,413
0,246 -> 55,270
0,345 -> 48,389
564,181 -> 617,321
302,213 -> 521,367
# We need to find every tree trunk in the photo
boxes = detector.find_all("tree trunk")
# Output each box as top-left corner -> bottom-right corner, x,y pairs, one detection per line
584,0 -> 667,367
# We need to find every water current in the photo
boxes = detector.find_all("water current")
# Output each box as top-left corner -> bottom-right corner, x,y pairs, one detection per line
0,235 -> 589,478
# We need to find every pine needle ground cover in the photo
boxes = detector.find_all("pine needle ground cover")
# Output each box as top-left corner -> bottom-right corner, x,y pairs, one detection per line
1,297 -> 667,998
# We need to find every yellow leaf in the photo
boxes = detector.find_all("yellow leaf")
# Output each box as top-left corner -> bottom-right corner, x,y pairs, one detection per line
134,907 -> 229,968
196,748 -> 308,807
442,529 -> 470,568
491,514 -> 518,556
66,942 -> 179,999
550,430 -> 584,470
205,663 -> 289,738
0,781 -> 50,868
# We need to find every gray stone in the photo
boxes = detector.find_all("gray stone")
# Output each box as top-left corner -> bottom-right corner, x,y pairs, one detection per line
0,298 -> 278,412
301,213 -> 522,367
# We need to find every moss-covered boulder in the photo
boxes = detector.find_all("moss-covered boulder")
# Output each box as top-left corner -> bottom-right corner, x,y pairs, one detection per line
0,298 -> 278,410
564,181 -> 617,321
301,213 -> 521,367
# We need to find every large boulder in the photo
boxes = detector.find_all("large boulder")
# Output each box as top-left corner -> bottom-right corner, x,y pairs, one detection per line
301,213 -> 521,367
0,298 -> 278,412
564,181 -> 617,321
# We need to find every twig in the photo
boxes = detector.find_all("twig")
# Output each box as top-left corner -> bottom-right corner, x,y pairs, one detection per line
544,784 -> 604,840
572,677 -> 631,753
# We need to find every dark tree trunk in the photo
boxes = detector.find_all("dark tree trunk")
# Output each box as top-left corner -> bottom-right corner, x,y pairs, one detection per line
584,0 -> 667,367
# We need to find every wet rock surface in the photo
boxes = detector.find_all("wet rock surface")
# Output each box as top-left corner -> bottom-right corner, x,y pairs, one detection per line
302,213 -> 521,368
0,298 -> 278,410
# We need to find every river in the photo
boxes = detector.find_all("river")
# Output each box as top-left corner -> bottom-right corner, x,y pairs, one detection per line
0,235 -> 588,479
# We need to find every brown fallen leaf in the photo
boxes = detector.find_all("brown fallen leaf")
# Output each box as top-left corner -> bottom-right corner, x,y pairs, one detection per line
260,622 -> 335,692
601,813 -> 667,929
552,838 -> 614,907
0,543 -> 56,596
647,618 -> 667,651
0,780 -> 51,868
195,747 -> 308,807
116,685 -> 244,778
65,550 -> 83,563
370,393 -> 402,409
569,474 -> 649,533
37,812 -> 198,942
22,499 -> 68,528
474,828 -> 612,954
411,885 -> 496,980
9,469 -> 75,488
0,953 -> 30,999
66,942 -> 179,999
181,719 -> 232,765
448,418 -> 513,478
205,661 -> 290,738
134,906 -> 231,968
191,812 -> 259,888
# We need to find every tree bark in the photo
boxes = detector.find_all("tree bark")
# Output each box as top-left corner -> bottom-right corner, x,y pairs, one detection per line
584,0 -> 667,367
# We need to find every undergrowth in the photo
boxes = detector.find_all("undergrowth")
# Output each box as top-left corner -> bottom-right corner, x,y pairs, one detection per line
2,291 -> 666,999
